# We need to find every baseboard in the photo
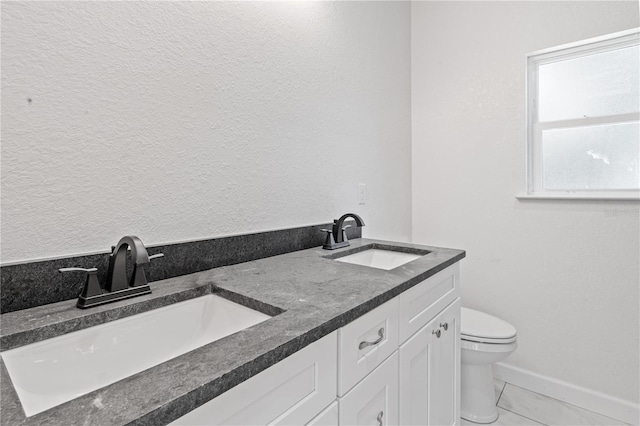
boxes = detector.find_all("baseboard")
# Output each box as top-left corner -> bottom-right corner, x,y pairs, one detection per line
493,362 -> 639,425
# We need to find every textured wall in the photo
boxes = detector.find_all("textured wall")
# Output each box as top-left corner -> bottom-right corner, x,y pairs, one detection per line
412,1 -> 639,404
1,1 -> 412,263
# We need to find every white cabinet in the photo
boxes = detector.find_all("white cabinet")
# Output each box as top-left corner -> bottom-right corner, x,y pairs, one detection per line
170,332 -> 337,426
339,353 -> 399,426
399,299 -> 460,426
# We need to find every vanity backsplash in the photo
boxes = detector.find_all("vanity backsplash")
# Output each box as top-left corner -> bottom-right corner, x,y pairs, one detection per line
1,223 -> 361,313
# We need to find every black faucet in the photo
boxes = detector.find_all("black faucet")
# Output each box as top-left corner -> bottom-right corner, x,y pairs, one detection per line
59,236 -> 163,309
322,213 -> 365,250
106,236 -> 152,292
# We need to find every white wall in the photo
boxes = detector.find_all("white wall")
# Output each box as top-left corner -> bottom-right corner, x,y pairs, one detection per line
412,1 -> 639,405
1,1 -> 412,263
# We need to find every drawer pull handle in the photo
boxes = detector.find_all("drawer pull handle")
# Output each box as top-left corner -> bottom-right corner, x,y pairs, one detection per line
440,322 -> 449,331
377,411 -> 384,426
359,328 -> 385,350
433,329 -> 441,338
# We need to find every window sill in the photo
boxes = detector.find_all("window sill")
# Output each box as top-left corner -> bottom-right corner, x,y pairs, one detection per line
516,194 -> 640,201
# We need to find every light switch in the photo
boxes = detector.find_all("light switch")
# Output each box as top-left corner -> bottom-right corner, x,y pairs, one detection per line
358,184 -> 367,205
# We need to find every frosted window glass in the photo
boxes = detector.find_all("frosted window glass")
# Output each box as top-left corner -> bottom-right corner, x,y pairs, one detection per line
542,122 -> 640,190
538,46 -> 640,122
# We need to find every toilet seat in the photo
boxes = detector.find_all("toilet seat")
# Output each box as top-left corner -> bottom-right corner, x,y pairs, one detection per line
462,334 -> 517,344
461,338 -> 517,353
461,307 -> 516,344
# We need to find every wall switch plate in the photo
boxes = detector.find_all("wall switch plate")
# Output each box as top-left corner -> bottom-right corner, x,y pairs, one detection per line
358,183 -> 366,205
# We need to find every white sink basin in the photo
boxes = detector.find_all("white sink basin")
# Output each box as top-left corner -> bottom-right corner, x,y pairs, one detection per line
335,248 -> 422,270
1,294 -> 271,417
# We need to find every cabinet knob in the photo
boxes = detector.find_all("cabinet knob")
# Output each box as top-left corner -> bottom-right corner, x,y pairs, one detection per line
359,328 -> 385,350
377,411 -> 384,426
440,322 -> 449,331
432,329 -> 441,338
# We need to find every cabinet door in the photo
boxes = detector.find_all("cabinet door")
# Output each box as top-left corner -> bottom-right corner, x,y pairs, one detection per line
170,332 -> 337,426
399,299 -> 460,426
339,352 -> 399,426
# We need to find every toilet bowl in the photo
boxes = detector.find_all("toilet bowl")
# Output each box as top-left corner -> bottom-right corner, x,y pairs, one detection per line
460,308 -> 517,424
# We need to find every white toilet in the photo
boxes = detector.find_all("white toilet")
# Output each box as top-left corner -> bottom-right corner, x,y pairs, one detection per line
460,307 -> 517,424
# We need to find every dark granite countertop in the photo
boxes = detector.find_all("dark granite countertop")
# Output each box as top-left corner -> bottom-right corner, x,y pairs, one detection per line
0,239 -> 465,426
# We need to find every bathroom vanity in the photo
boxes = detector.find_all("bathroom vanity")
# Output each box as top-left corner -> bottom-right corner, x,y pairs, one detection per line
0,238 -> 464,426
172,264 -> 460,426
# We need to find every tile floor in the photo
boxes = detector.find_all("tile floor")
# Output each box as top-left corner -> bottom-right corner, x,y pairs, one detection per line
460,380 -> 630,426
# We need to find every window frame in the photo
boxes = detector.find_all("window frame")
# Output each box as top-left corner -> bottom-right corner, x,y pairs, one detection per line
524,28 -> 640,200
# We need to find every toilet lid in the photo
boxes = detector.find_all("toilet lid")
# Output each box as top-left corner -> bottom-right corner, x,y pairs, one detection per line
461,307 -> 517,343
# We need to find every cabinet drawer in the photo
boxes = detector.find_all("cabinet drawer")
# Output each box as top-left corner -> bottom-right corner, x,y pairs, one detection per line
338,298 -> 399,396
170,332 -> 337,426
338,352 -> 399,426
399,263 -> 459,343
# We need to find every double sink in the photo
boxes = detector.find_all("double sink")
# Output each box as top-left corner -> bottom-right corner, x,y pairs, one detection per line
1,243 -> 431,419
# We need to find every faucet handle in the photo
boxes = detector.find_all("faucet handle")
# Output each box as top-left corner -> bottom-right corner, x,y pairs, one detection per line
59,267 -> 102,299
148,253 -> 164,261
321,229 -> 337,249
59,267 -> 98,274
129,252 -> 164,288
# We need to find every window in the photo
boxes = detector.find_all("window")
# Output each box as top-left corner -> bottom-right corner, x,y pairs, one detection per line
526,28 -> 640,199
